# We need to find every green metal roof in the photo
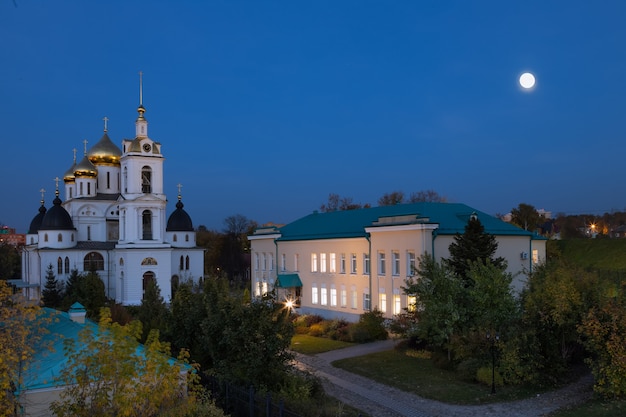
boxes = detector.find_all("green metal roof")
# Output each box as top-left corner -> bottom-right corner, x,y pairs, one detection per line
275,273 -> 303,288
274,202 -> 538,241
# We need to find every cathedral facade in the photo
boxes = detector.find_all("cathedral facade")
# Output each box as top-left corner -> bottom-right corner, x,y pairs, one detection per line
21,91 -> 204,305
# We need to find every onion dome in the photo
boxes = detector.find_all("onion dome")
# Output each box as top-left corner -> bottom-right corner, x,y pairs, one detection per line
63,163 -> 76,183
74,155 -> 98,177
40,191 -> 74,231
88,132 -> 122,165
167,196 -> 194,232
28,201 -> 47,234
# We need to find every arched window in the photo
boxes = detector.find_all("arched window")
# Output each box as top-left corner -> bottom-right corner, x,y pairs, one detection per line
173,234 -> 177,242
171,275 -> 180,299
185,234 -> 189,242
84,252 -> 104,271
142,271 -> 155,299
58,233 -> 62,242
141,257 -> 158,266
65,257 -> 70,274
142,210 -> 153,240
71,233 -> 74,242
141,166 -> 152,193
44,233 -> 48,242
57,257 -> 63,274
119,258 -> 124,266
123,167 -> 128,193
185,255 -> 190,270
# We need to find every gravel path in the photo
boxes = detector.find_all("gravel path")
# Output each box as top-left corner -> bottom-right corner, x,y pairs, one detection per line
293,340 -> 594,417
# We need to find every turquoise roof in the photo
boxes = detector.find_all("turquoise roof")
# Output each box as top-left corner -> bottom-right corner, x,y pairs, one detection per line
274,202 -> 537,241
16,308 -> 186,394
276,273 -> 303,288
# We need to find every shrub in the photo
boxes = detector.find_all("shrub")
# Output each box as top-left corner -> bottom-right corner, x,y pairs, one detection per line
457,358 -> 483,382
309,323 -> 324,337
476,366 -> 503,387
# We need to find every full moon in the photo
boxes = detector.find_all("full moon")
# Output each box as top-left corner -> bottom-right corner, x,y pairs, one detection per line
519,72 -> 536,89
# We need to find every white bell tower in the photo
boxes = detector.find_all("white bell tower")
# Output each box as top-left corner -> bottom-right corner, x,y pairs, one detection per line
117,72 -> 168,247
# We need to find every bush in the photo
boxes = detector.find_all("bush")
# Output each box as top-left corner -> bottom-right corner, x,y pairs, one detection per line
309,323 -> 324,337
476,366 -> 503,387
457,358 -> 483,382
356,309 -> 388,341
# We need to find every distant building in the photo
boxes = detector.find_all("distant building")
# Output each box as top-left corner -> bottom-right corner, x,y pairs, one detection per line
19,80 -> 204,304
0,225 -> 25,247
249,203 -> 546,322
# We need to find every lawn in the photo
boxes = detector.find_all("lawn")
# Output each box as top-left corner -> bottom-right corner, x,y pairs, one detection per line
548,399 -> 626,417
290,334 -> 354,355
332,349 -> 553,405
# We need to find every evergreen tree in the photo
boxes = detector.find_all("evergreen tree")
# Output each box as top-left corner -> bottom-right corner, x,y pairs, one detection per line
137,279 -> 170,343
447,214 -> 506,286
42,264 -> 64,308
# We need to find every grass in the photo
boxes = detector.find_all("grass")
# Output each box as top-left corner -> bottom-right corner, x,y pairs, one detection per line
333,349 -> 554,405
548,398 -> 626,417
290,334 -> 354,355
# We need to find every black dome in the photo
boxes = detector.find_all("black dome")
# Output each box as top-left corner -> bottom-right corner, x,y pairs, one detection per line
40,196 -> 75,231
167,200 -> 194,231
28,204 -> 47,234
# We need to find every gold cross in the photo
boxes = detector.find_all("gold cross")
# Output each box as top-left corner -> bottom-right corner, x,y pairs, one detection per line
83,139 -> 88,155
103,116 -> 109,132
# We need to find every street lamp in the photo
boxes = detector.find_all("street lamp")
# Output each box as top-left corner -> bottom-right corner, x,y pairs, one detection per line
486,331 -> 500,394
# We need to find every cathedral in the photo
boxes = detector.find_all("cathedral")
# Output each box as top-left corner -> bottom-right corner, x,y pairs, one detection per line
21,83 -> 204,305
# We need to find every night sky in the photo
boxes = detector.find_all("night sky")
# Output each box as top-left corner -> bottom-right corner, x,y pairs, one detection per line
2,1 -> 625,233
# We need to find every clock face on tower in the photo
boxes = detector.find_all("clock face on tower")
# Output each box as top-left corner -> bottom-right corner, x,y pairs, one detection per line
143,143 -> 152,152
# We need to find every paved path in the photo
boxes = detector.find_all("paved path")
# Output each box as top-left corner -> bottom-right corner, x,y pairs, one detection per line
293,340 -> 594,417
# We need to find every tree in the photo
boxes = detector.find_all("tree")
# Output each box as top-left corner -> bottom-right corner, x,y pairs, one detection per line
42,264 -> 64,308
137,280 -> 170,343
200,278 -> 294,390
51,308 -> 225,417
61,270 -> 106,319
320,193 -> 369,212
578,287 -> 626,398
403,254 -> 465,358
378,191 -> 405,206
0,242 -> 20,279
166,281 -> 208,366
0,281 -> 44,415
408,189 -> 447,203
510,203 -> 543,231
447,214 -> 506,286
221,214 -> 257,286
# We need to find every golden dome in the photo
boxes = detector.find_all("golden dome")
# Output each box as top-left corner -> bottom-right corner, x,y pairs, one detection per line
63,163 -> 76,183
74,155 -> 98,177
88,132 -> 122,165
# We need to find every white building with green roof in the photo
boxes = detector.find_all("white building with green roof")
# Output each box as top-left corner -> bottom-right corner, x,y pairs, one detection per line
249,202 -> 546,322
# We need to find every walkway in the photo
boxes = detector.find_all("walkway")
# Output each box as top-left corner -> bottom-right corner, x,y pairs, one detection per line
293,340 -> 594,417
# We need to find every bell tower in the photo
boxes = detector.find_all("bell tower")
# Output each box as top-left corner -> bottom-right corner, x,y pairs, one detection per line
117,72 -> 167,246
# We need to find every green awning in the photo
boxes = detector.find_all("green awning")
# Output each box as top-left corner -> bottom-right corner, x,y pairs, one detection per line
275,274 -> 302,288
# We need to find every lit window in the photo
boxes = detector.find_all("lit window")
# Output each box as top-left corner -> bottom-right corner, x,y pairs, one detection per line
321,284 -> 328,306
379,291 -> 387,313
351,285 -> 357,309
532,249 -> 539,264
330,253 -> 336,273
341,285 -> 347,307
393,290 -> 401,315
330,285 -> 337,307
311,253 -> 318,272
320,253 -> 327,273
312,285 -> 319,304
408,295 -> 417,312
